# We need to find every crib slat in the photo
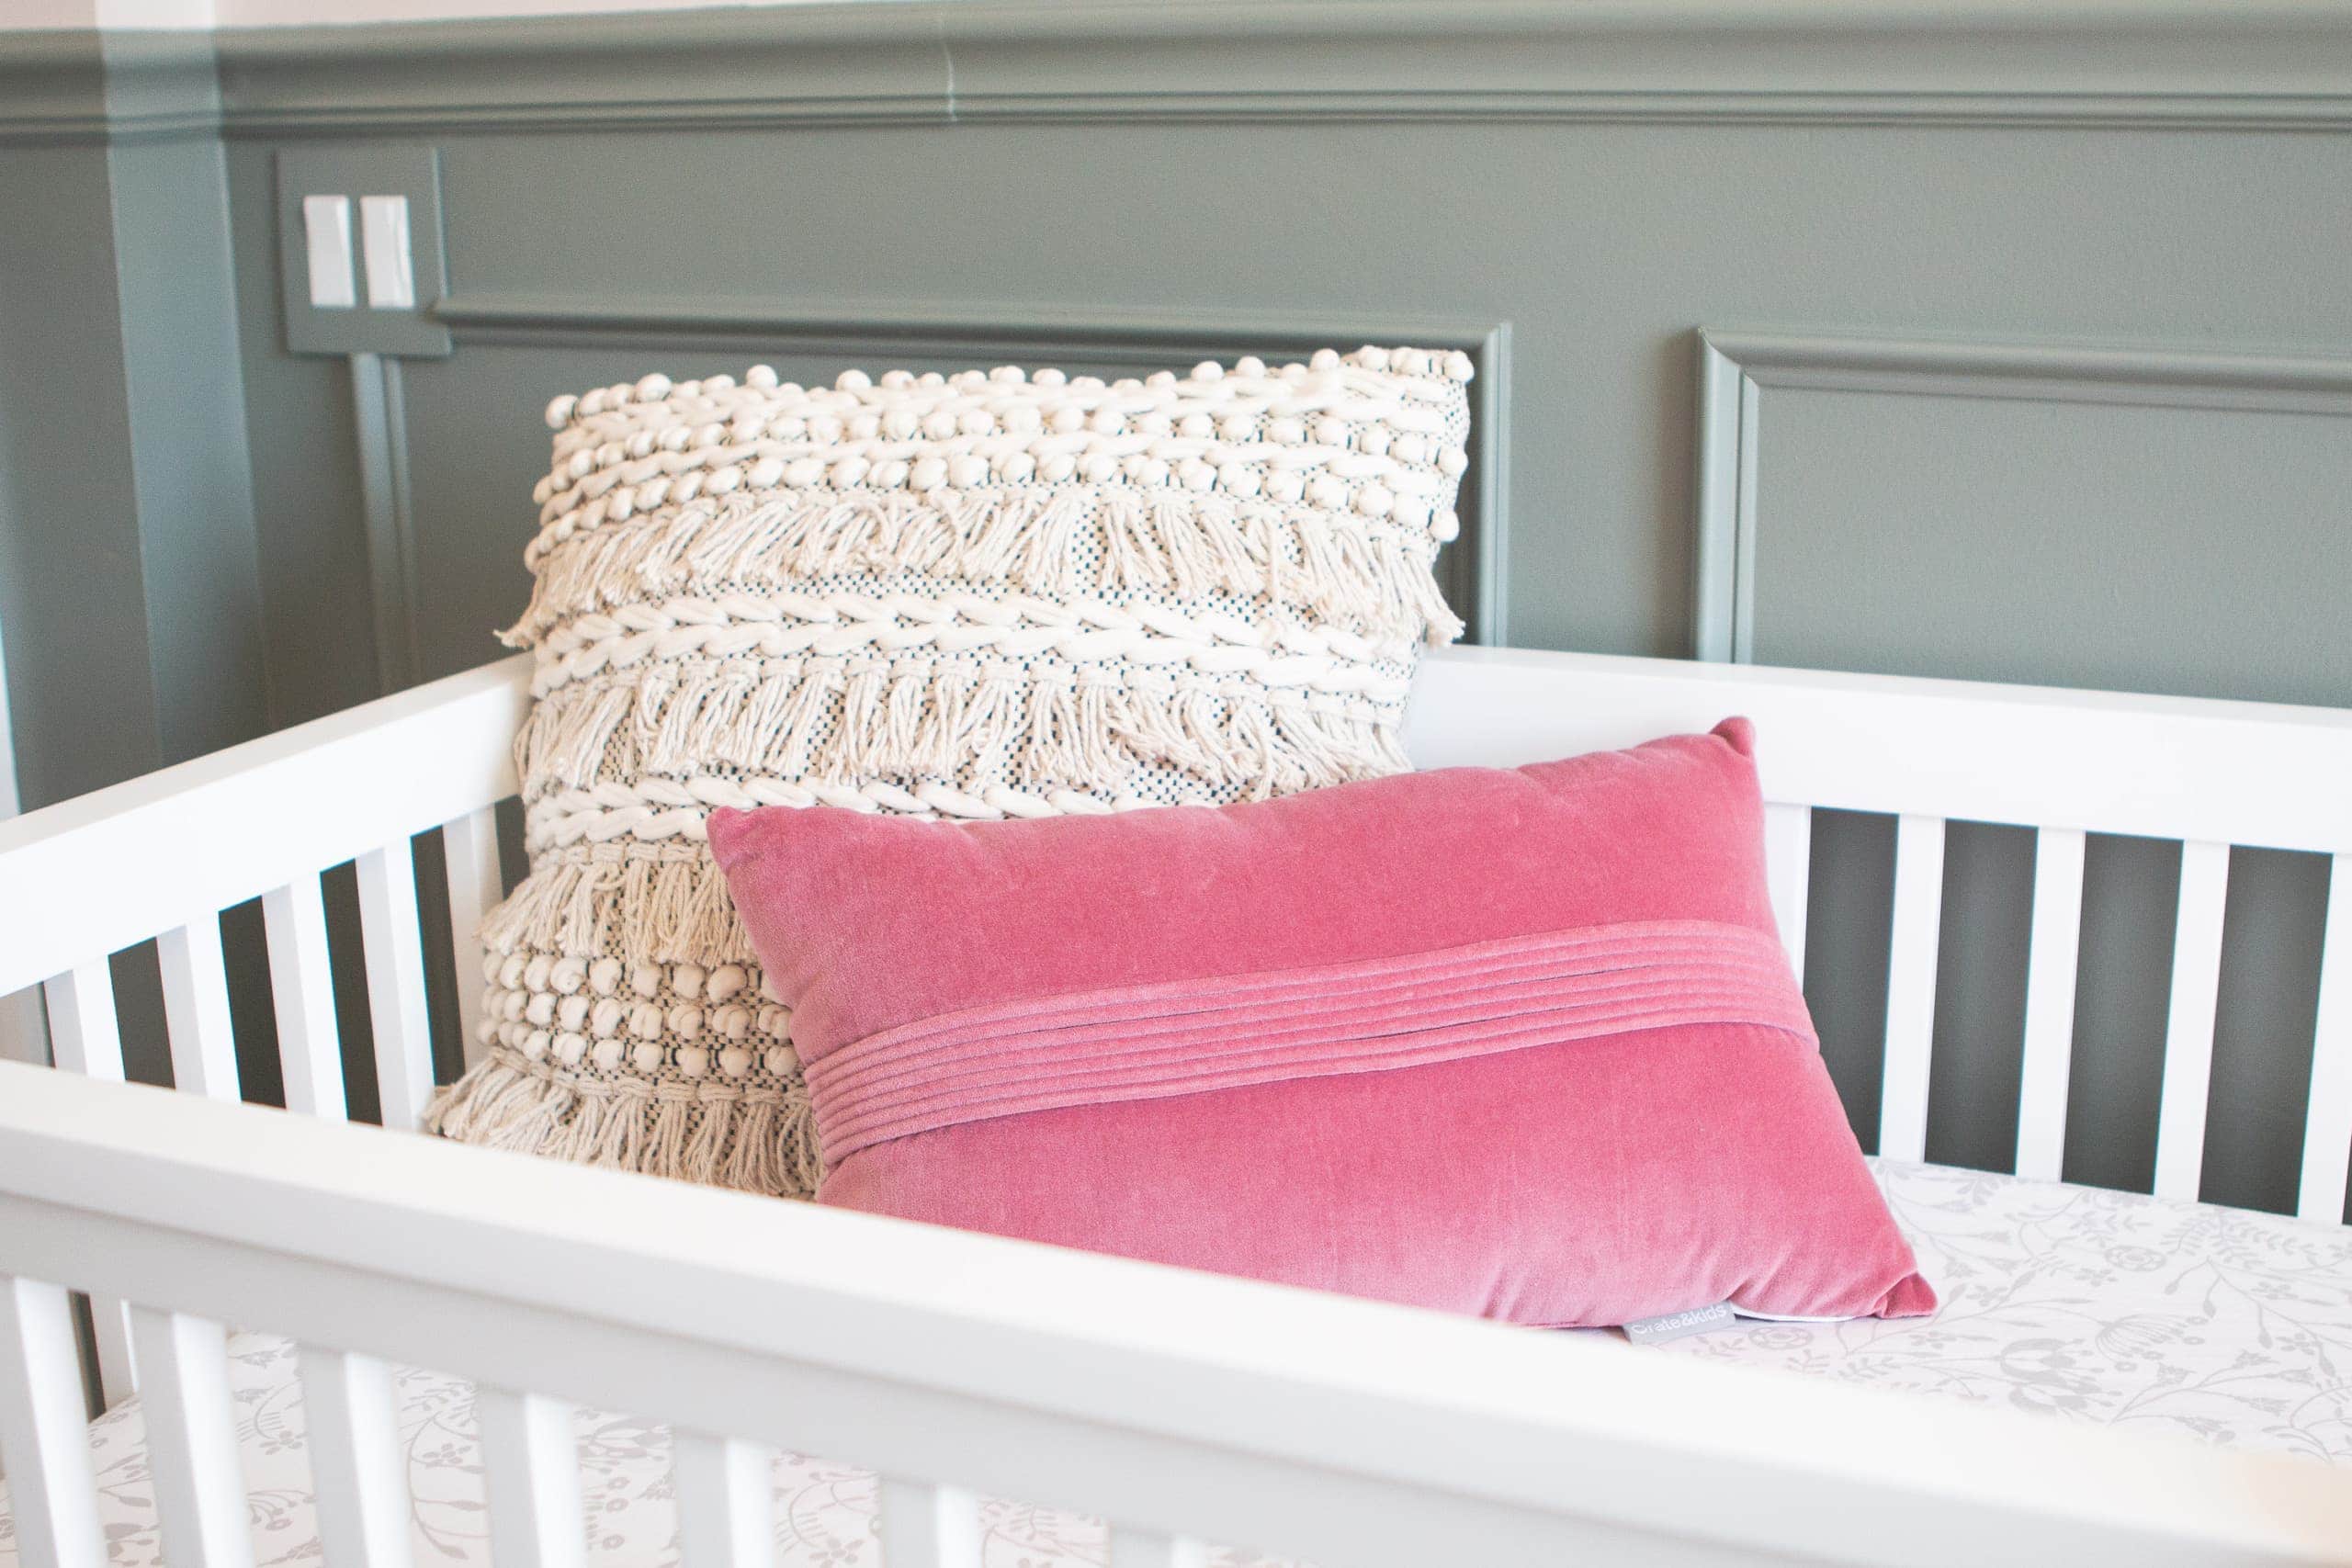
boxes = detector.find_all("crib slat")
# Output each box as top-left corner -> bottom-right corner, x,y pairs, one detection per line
442,807 -> 503,1072
42,959 -> 141,1404
673,1430 -> 775,1568
130,1307 -> 255,1568
299,1348 -> 411,1568
2014,827 -> 2088,1182
478,1389 -> 586,1568
356,839 -> 434,1130
1108,1528 -> 1210,1568
2154,840 -> 2231,1202
43,962 -> 123,1080
160,916 -> 243,1100
1763,802 -> 1811,982
878,1478 -> 980,1568
1878,814 -> 1946,1163
2297,852 -> 2352,1223
0,1276 -> 107,1568
265,876 -> 347,1121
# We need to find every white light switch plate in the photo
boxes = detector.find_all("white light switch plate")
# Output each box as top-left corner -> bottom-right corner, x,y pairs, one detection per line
301,194 -> 356,310
360,195 -> 415,310
277,147 -> 450,358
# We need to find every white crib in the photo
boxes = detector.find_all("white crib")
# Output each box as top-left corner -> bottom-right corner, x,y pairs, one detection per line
2,643 -> 2349,1568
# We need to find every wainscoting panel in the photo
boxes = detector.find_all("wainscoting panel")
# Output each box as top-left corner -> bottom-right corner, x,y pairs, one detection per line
1693,330 -> 2352,1213
1693,331 -> 2352,684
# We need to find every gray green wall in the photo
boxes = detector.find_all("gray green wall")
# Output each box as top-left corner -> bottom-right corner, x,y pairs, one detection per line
4,0 -> 2350,1211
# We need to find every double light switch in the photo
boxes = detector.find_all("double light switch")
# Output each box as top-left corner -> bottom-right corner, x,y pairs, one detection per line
277,146 -> 449,358
301,193 -> 415,311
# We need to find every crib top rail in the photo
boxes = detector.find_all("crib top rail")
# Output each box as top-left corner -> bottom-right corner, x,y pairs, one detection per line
3,1060 -> 2347,1568
1405,646 -> 2352,854
0,656 -> 527,998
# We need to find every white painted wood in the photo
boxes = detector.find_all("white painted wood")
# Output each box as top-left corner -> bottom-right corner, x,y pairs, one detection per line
1402,647 -> 2352,857
40,963 -> 140,1406
673,1431 -> 775,1568
2299,854 -> 2352,1223
0,1276 -> 106,1568
83,1288 -> 138,1414
1877,814 -> 1946,1164
299,1347 -> 412,1568
441,807 -> 503,1073
130,1306 -> 255,1568
477,1390 -> 586,1568
2014,826 -> 2087,1182
1762,800 -> 1811,982
356,839 -> 434,1130
265,876 -> 347,1121
43,961 -> 124,1081
2154,840 -> 2232,1202
6,1065 -> 2352,1568
0,655 -> 526,997
11,647 -> 2352,1566
1107,1528 -> 1210,1568
159,915 -> 243,1101
878,1480 -> 979,1568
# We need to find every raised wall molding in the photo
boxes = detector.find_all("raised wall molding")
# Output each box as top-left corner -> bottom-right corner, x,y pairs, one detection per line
1691,329 -> 2352,663
0,30 -> 221,144
206,2 -> 2352,135
427,292 -> 1512,644
10,0 -> 2352,141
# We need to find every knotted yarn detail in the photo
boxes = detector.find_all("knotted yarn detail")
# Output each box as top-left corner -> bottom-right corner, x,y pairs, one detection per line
807,920 -> 1811,1162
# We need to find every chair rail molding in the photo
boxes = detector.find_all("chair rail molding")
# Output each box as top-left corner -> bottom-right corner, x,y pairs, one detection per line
1690,329 -> 2352,664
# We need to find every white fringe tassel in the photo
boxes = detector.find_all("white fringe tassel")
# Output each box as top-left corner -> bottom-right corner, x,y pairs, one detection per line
515,660 -> 1412,804
424,1049 -> 825,1201
512,490 -> 1462,650
479,852 -> 749,967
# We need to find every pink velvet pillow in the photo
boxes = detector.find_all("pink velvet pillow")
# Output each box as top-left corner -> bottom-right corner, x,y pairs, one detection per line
707,720 -> 1933,1329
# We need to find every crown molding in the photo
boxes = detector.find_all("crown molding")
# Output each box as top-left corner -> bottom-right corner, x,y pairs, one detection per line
0,28 -> 218,144
11,3 -> 2352,142
202,1 -> 2352,136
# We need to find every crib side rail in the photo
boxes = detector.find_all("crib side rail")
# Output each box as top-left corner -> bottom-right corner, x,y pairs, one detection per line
1408,645 -> 2352,854
0,654 -> 530,1005
3,1064 -> 2349,1568
1409,645 -> 2352,1222
0,656 -> 528,1411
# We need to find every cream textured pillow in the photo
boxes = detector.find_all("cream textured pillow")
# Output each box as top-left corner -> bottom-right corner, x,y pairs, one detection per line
424,344 -> 1475,1197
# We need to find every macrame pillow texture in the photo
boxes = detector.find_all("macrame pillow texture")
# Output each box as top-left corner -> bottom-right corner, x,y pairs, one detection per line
707,719 -> 1937,1329
424,345 -> 1475,1197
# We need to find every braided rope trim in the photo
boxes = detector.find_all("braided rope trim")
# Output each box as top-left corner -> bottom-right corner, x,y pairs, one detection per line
526,776 -> 1114,844
528,590 -> 1417,699
522,705 -> 1409,846
514,489 -> 1462,650
514,649 -> 1408,818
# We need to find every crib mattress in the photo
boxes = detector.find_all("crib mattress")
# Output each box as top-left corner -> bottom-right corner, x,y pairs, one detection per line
3,1161 -> 2347,1568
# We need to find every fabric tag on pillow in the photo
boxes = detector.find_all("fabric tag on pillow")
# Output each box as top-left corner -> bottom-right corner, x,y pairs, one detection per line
1622,1303 -> 1736,1344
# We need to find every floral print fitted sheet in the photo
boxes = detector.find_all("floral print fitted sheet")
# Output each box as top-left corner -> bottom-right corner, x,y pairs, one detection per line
3,1161 -> 2346,1568
1656,1160 -> 2352,1463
